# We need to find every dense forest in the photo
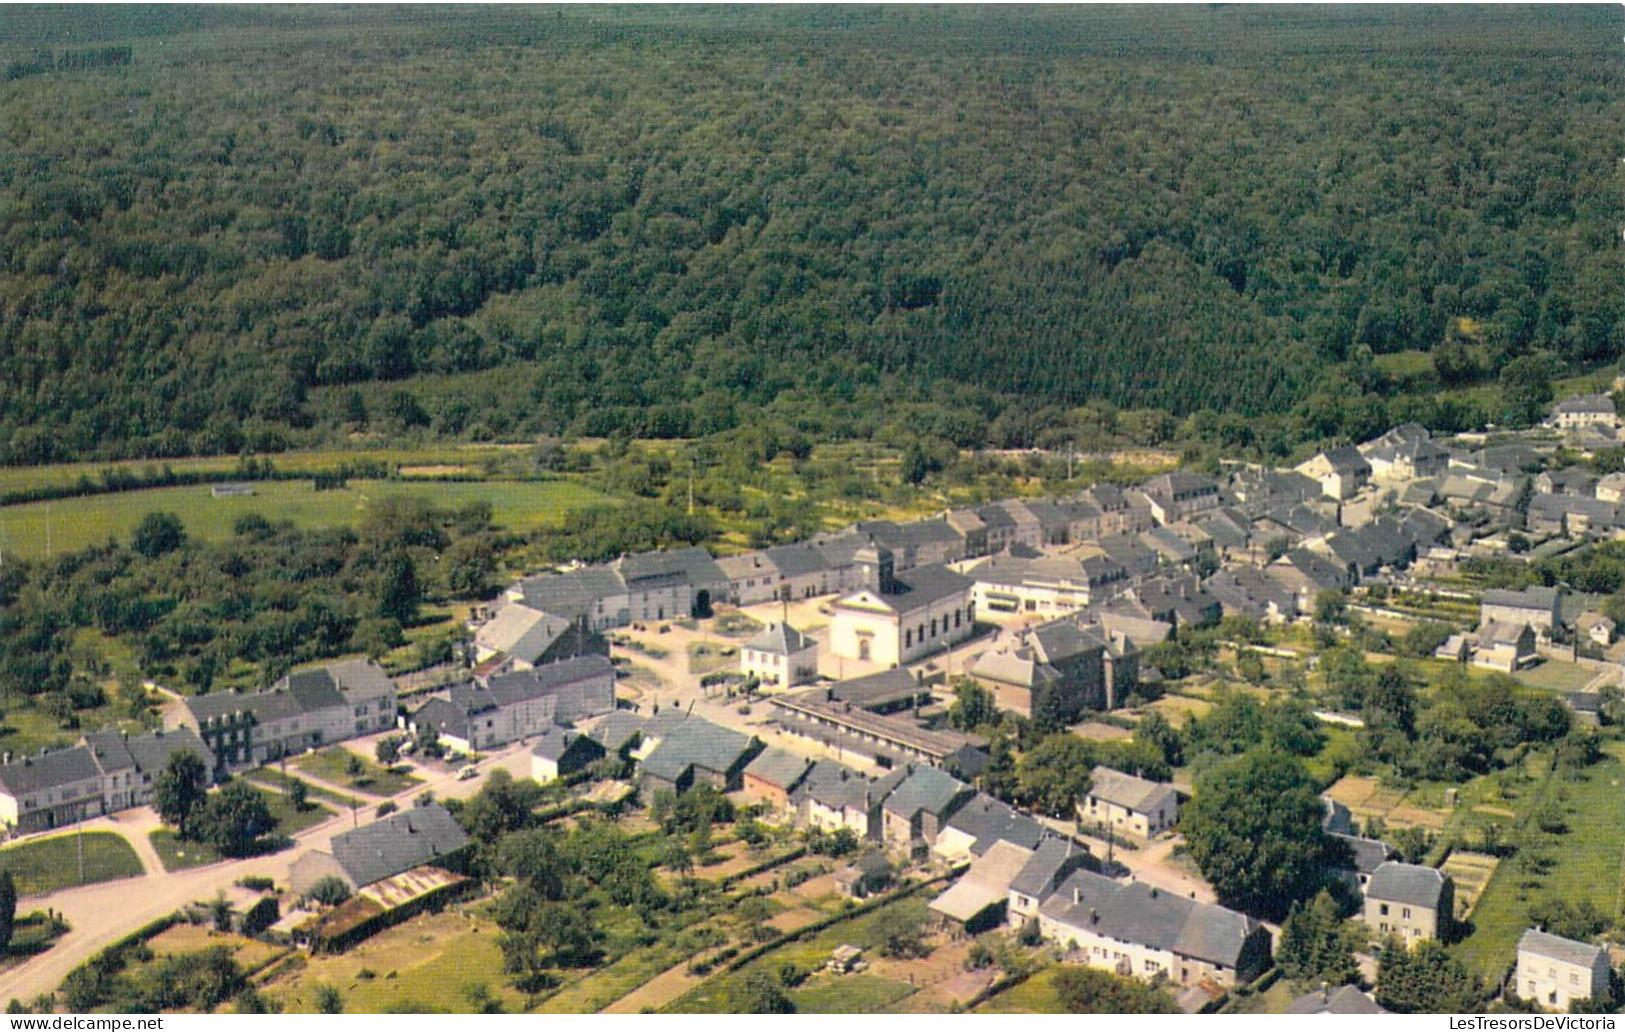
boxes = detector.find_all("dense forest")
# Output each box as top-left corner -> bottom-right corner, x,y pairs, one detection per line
1,5 -> 1622,464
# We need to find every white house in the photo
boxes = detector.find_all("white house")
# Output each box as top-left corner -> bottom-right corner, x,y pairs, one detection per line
1516,929 -> 1612,1012
1080,766 -> 1180,838
741,621 -> 819,688
1550,394 -> 1618,431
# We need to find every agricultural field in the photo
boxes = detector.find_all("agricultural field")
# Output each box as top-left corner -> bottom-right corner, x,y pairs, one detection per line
0,477 -> 610,561
663,894 -> 936,1013
0,831 -> 145,896
1452,739 -> 1625,982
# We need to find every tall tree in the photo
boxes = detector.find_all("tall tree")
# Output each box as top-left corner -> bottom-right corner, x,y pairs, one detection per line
1276,889 -> 1360,990
0,870 -> 16,953
154,750 -> 209,834
1180,750 -> 1349,920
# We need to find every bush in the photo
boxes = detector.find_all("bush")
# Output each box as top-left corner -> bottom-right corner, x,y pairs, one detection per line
307,877 -> 352,907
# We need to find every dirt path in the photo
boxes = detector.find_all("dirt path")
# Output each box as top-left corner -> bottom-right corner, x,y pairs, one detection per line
598,954 -> 709,1014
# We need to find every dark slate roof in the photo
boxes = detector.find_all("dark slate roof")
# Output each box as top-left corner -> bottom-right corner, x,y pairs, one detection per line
329,803 -> 470,888
1010,836 -> 1088,899
326,658 -> 395,701
1030,619 -> 1109,664
1282,548 -> 1347,591
1518,928 -> 1608,968
795,760 -> 895,812
762,542 -> 833,578
185,685 -> 307,725
944,792 -> 1047,854
1332,833 -> 1391,876
743,746 -> 813,791
882,564 -> 972,608
1322,797 -> 1355,835
827,668 -> 923,711
532,728 -> 602,764
641,707 -> 693,740
117,728 -> 212,777
589,711 -> 648,752
516,566 -> 627,616
282,668 -> 347,712
1287,986 -> 1389,1014
1088,766 -> 1178,815
1366,861 -> 1448,909
411,696 -> 470,740
1482,586 -> 1560,611
482,655 -> 614,707
746,622 -> 815,655
882,766 -> 969,820
0,746 -> 102,796
616,546 -> 726,588
640,717 -> 756,783
1321,445 -> 1371,475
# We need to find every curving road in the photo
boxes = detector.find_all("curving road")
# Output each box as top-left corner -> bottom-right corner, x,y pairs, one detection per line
0,736 -> 536,1008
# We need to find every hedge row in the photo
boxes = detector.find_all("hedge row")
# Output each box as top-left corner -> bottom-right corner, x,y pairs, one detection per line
716,846 -> 807,890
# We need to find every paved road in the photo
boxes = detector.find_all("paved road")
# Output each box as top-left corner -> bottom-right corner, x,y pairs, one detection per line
0,737 -> 536,1007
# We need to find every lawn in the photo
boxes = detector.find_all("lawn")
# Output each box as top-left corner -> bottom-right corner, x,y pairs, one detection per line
1452,740 -> 1625,982
0,477 -> 608,560
150,788 -> 335,871
0,912 -> 70,974
790,973 -> 918,1014
976,967 -> 1063,1014
244,767 -> 363,809
686,642 -> 737,677
1512,659 -> 1599,694
264,908 -> 529,1013
293,747 -> 422,797
149,829 -> 223,871
0,831 -> 144,896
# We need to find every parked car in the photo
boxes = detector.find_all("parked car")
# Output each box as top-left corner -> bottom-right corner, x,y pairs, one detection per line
457,765 -> 480,781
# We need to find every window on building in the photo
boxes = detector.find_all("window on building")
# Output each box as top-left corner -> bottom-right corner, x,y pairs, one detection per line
1402,907 -> 1411,920
904,630 -> 912,648
1379,903 -> 1389,916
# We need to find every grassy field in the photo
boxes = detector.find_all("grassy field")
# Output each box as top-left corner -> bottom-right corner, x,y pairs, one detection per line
266,908 -> 528,1013
1512,659 -> 1600,694
975,967 -> 1064,1013
0,477 -> 609,560
1452,739 -> 1625,982
292,747 -> 422,797
0,831 -> 144,896
148,829 -> 221,871
0,444 -> 549,499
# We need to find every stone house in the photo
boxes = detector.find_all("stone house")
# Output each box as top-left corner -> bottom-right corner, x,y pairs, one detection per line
1363,861 -> 1453,943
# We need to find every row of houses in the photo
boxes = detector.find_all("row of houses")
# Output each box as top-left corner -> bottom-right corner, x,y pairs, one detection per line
0,727 -> 212,833
407,654 -> 617,754
166,659 -> 397,778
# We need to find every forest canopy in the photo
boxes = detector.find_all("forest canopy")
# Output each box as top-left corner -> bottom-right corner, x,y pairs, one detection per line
1,5 -> 1622,463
